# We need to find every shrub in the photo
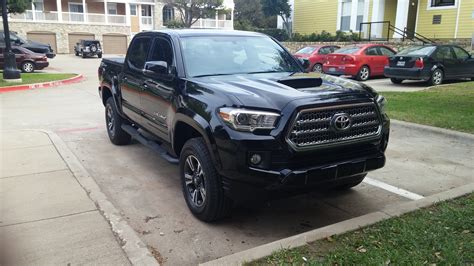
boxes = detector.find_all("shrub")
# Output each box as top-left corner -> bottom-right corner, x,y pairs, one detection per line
165,20 -> 186,29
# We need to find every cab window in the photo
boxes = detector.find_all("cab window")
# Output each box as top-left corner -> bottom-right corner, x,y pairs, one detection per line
435,46 -> 455,60
452,46 -> 469,61
365,47 -> 379,56
127,37 -> 152,70
149,37 -> 174,68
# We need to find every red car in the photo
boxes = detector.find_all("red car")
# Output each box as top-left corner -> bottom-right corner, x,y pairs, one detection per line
0,46 -> 49,73
294,45 -> 340,72
323,44 -> 396,81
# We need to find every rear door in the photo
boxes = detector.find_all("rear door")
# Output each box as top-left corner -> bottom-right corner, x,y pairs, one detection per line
140,36 -> 176,141
451,46 -> 474,77
434,46 -> 457,78
121,36 -> 152,124
364,46 -> 383,75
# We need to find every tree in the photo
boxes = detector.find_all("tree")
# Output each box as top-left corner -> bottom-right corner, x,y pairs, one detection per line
234,0 -> 276,29
163,0 -> 225,28
260,0 -> 291,33
0,0 -> 31,14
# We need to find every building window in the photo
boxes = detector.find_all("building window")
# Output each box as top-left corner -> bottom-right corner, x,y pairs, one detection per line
431,0 -> 455,7
141,5 -> 152,17
340,0 -> 351,31
356,0 -> 365,31
107,3 -> 117,15
163,5 -> 174,25
130,4 -> 137,16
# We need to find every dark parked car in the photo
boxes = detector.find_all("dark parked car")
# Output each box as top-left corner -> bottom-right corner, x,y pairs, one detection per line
98,30 -> 390,222
0,46 -> 49,73
384,45 -> 474,85
0,31 -> 56,59
323,44 -> 396,81
293,45 -> 340,72
74,40 -> 103,58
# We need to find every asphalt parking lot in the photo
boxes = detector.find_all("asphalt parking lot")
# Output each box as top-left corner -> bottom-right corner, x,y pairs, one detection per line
2,55 -> 473,265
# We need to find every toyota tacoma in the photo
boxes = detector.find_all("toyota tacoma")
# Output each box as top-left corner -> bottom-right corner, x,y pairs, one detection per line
98,30 -> 390,222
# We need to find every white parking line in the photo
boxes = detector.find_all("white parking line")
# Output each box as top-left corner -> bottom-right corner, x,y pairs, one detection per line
363,177 -> 425,201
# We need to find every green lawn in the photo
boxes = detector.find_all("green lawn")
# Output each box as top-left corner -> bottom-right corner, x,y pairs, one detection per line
0,73 -> 77,88
383,82 -> 474,133
250,193 -> 474,265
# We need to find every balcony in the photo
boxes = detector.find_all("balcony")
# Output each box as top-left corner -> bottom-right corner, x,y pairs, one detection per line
192,19 -> 234,30
10,10 -> 127,25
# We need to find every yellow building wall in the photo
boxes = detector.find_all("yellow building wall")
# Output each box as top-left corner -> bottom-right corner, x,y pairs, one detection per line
383,0 -> 398,25
456,0 -> 474,38
416,0 -> 457,38
294,0 -> 338,34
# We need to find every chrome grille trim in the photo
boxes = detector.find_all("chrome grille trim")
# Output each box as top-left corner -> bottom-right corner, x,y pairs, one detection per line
286,103 -> 382,150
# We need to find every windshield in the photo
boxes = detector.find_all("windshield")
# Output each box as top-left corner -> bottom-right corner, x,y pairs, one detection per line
296,47 -> 317,54
397,46 -> 436,56
334,46 -> 361,54
180,36 -> 300,77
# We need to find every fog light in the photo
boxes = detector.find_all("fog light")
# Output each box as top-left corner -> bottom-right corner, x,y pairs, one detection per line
249,153 -> 262,165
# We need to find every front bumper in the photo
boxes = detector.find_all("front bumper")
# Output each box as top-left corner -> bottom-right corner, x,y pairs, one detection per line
46,52 -> 56,59
35,61 -> 49,69
384,66 -> 431,80
215,118 -> 390,202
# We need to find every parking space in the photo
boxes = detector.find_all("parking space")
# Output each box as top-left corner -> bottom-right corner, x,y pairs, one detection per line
2,55 -> 472,265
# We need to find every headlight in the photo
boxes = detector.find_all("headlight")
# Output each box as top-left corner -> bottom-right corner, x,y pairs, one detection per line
376,95 -> 387,114
218,107 -> 280,132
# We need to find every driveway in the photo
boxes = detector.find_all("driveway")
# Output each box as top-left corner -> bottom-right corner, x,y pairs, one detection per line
1,55 -> 473,265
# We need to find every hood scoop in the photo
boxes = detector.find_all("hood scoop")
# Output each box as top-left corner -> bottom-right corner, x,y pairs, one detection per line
277,73 -> 323,89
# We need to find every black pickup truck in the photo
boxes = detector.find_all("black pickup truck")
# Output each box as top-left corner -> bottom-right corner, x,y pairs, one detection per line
98,30 -> 390,222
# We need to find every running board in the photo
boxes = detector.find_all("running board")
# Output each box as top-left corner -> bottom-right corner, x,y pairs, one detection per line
121,125 -> 179,164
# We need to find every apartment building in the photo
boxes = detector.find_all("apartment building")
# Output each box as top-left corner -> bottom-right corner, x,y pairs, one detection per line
6,0 -> 234,54
294,0 -> 473,40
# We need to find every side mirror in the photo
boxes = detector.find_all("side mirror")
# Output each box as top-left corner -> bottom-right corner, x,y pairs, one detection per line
14,39 -> 23,45
298,58 -> 310,69
143,61 -> 169,76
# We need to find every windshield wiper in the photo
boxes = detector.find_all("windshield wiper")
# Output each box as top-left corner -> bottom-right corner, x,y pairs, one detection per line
192,73 -> 235,78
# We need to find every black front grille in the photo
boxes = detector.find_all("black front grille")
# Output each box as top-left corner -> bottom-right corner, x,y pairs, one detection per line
287,103 -> 381,149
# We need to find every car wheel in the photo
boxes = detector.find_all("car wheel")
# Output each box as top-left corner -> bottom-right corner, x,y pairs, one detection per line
21,61 -> 35,73
429,69 -> 444,86
180,137 -> 232,222
105,97 -> 131,145
356,66 -> 370,81
333,174 -> 367,190
98,53 -> 102,59
390,78 -> 404,84
312,63 -> 323,73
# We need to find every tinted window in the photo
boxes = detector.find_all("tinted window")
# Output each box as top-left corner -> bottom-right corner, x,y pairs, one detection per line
330,46 -> 340,53
452,46 -> 469,61
127,37 -> 151,70
365,47 -> 379,56
149,37 -> 174,67
435,46 -> 455,60
180,36 -> 300,77
296,47 -> 317,54
334,46 -> 361,54
12,48 -> 23,54
379,47 -> 395,56
398,46 -> 436,56
319,47 -> 332,54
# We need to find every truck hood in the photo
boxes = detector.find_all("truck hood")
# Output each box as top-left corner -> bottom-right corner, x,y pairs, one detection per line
189,72 -> 377,110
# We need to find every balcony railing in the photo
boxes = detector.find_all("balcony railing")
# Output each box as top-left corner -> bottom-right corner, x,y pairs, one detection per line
192,18 -> 233,29
10,10 -> 127,25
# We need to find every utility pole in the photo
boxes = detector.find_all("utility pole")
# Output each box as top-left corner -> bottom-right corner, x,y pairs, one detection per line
2,0 -> 21,81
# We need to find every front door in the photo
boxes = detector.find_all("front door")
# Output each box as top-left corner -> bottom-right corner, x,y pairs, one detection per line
364,46 -> 385,75
435,46 -> 457,78
140,36 -> 176,142
121,36 -> 151,125
451,46 -> 474,77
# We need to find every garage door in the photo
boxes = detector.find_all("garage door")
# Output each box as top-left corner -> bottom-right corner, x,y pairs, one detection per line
103,34 -> 128,55
68,33 -> 95,53
27,32 -> 57,54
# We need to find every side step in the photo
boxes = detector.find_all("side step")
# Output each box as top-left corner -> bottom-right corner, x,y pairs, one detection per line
121,125 -> 179,164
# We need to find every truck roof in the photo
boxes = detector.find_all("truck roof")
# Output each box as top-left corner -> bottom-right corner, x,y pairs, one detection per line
137,29 -> 267,38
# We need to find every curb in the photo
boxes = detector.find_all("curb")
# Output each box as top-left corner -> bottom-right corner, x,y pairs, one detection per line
0,74 -> 84,93
42,130 -> 159,266
391,119 -> 474,141
201,183 -> 474,266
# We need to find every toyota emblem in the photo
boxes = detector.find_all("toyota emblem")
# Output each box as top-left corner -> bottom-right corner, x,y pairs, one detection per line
331,113 -> 352,131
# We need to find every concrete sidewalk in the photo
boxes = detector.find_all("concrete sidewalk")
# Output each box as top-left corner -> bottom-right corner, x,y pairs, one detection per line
0,130 -> 130,265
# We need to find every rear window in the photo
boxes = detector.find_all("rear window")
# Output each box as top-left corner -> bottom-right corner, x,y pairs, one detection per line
397,46 -> 436,56
333,46 -> 361,54
296,47 -> 317,54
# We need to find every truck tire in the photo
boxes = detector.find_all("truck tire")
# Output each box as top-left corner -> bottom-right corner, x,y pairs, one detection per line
333,174 -> 367,190
105,97 -> 131,145
180,137 -> 232,222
